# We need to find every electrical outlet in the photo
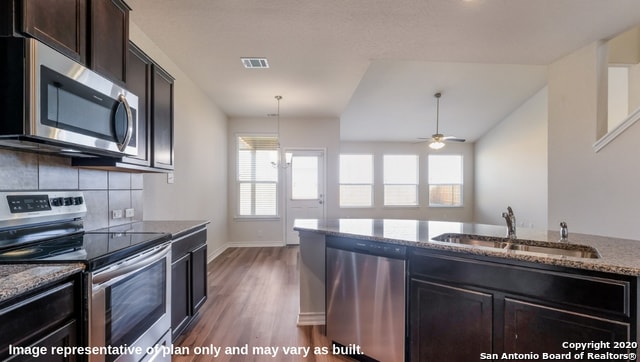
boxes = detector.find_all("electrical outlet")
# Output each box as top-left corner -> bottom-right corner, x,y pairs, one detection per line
112,209 -> 123,219
125,208 -> 134,218
167,172 -> 175,184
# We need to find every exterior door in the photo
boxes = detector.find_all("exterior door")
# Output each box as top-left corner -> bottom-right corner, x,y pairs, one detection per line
285,149 -> 325,245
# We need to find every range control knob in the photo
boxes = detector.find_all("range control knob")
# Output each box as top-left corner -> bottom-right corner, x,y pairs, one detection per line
50,197 -> 64,207
73,197 -> 83,205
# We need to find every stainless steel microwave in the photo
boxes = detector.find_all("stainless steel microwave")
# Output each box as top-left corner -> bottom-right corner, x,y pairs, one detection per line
0,38 -> 138,157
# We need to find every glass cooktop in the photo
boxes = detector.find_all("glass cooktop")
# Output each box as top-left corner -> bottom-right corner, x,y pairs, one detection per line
0,229 -> 170,271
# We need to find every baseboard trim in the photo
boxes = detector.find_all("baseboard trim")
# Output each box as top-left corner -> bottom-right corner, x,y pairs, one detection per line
206,244 -> 229,264
207,241 -> 288,263
297,312 -> 325,326
226,241 -> 285,248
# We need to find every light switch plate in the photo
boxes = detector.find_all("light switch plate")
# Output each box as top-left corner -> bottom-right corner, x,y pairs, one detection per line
125,208 -> 134,218
167,172 -> 175,184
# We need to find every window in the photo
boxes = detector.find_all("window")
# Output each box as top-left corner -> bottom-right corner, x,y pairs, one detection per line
428,154 -> 463,207
237,135 -> 278,216
339,154 -> 373,207
383,155 -> 418,206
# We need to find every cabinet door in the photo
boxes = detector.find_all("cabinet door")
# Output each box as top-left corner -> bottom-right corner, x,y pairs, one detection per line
191,244 -> 208,314
504,299 -> 630,355
28,321 -> 78,362
124,42 -> 152,166
0,280 -> 77,360
410,278 -> 493,362
152,65 -> 175,170
171,253 -> 191,341
22,0 -> 87,63
90,0 -> 129,83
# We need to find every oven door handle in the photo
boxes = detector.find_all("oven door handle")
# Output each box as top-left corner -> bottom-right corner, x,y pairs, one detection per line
92,242 -> 170,286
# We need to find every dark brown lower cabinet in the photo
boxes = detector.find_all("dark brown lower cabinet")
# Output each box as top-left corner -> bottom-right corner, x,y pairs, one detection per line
0,276 -> 80,361
504,299 -> 630,355
190,244 -> 208,312
171,227 -> 208,341
171,252 -> 191,341
409,249 -> 637,362
409,279 -> 492,361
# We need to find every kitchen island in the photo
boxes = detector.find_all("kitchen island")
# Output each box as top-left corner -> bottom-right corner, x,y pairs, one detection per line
295,218 -> 640,361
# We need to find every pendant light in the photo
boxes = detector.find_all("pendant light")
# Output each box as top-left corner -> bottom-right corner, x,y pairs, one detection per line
271,95 -> 291,167
271,95 -> 283,167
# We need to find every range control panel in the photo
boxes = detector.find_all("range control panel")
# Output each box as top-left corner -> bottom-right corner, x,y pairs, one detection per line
0,191 -> 86,229
7,194 -> 52,213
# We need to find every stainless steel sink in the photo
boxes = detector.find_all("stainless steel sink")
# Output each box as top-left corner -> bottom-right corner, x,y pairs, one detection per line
432,233 -> 600,259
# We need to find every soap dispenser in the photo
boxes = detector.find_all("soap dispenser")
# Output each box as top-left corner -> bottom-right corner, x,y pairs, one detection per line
559,221 -> 568,242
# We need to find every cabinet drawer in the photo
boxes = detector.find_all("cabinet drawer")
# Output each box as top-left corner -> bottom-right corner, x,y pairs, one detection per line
171,228 -> 206,261
0,281 -> 76,358
410,251 -> 630,317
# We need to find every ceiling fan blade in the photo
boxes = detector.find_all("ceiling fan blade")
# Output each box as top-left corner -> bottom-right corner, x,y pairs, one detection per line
443,137 -> 466,142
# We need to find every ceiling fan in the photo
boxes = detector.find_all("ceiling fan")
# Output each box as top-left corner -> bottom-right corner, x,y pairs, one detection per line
418,92 -> 466,150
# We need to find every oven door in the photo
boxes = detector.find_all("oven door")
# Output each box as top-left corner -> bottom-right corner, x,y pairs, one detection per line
90,242 -> 171,362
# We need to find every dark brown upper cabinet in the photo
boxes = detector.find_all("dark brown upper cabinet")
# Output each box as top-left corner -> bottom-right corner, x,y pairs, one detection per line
21,0 -> 88,63
152,65 -> 175,170
2,0 -> 130,85
90,0 -> 130,84
123,42 -> 152,167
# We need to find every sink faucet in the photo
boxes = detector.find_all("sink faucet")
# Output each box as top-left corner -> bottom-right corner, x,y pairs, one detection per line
502,206 -> 516,239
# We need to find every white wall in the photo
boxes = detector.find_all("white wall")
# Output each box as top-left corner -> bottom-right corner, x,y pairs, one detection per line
335,141 -> 475,222
227,117 -> 340,245
130,24 -> 229,258
548,42 -> 640,239
474,87 -> 548,229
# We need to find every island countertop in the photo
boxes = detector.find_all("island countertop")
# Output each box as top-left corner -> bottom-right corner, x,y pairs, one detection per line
294,218 -> 640,276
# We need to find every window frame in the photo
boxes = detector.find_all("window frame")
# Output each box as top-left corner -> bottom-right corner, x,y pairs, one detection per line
339,153 -> 374,208
427,154 -> 464,208
383,154 -> 419,207
236,134 -> 280,219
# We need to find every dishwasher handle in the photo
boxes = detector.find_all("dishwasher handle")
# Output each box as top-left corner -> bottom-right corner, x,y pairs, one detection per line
327,236 -> 406,258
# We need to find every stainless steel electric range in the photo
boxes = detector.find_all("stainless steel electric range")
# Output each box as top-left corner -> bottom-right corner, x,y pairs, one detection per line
0,191 -> 172,362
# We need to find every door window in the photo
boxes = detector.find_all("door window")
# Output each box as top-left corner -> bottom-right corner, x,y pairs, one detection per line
291,156 -> 319,200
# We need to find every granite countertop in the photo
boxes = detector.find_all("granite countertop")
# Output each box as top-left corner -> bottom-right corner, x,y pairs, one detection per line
0,263 -> 84,303
135,220 -> 209,238
94,220 -> 209,238
294,218 -> 640,276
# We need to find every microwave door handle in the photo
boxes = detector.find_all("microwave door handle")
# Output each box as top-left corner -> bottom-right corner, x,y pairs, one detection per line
117,94 -> 133,152
92,242 -> 170,286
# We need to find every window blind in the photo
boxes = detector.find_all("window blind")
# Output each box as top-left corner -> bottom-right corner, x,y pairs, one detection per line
237,136 -> 278,216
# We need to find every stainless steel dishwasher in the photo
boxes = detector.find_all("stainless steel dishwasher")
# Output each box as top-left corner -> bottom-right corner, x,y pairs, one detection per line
326,236 -> 407,362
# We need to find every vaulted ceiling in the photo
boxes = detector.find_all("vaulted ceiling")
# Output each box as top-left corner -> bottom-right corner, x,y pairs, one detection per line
126,0 -> 640,142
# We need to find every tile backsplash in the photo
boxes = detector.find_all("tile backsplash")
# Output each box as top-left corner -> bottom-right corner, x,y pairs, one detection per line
0,149 -> 143,230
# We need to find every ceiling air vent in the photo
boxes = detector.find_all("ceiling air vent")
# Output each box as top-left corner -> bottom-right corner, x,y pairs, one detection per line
241,58 -> 269,69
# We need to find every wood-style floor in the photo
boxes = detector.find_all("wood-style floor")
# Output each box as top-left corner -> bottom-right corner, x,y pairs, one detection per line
173,247 -> 352,362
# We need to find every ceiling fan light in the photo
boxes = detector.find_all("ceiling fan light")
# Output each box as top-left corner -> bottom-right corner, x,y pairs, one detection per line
429,141 -> 445,150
